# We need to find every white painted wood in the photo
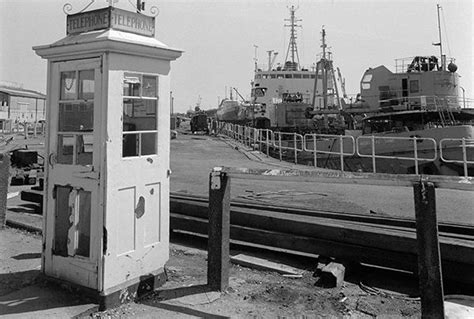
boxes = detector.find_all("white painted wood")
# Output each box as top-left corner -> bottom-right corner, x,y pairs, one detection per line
101,52 -> 171,292
35,26 -> 182,295
43,58 -> 102,290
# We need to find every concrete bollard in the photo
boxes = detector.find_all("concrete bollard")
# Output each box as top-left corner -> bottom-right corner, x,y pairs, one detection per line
318,262 -> 346,288
0,152 -> 10,228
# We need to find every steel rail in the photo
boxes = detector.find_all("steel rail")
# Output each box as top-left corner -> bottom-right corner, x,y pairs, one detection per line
170,193 -> 474,238
169,209 -> 474,287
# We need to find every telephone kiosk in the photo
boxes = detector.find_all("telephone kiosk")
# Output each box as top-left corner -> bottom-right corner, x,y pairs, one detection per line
33,5 -> 182,308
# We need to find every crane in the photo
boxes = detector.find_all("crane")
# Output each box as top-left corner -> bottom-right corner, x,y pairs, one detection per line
233,88 -> 246,103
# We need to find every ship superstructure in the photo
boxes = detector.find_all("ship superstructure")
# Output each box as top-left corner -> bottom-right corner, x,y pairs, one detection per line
251,6 -> 346,131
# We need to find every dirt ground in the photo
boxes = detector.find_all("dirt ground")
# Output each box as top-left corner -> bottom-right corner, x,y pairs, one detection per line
85,233 -> 421,318
0,133 -> 424,318
0,225 -> 422,318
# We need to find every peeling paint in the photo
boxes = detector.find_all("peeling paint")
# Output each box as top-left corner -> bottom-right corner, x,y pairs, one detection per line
135,196 -> 145,218
103,227 -> 108,255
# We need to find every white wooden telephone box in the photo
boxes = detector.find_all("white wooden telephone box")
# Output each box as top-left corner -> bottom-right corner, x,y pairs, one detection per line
33,6 -> 182,308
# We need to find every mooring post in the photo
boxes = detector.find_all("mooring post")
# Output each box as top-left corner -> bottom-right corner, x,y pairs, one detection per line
0,152 -> 10,229
207,168 -> 230,291
413,181 -> 444,318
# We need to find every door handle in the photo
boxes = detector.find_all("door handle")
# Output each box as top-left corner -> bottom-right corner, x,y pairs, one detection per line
48,153 -> 56,167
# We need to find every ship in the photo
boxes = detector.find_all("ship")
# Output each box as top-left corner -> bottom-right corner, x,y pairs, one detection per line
250,6 -> 346,132
216,88 -> 255,125
298,4 -> 474,176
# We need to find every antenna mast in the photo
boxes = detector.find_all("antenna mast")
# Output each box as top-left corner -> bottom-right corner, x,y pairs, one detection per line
253,45 -> 259,72
284,5 -> 301,70
436,4 -> 445,70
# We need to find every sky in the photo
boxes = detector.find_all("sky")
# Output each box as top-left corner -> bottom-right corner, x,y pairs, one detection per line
0,0 -> 472,113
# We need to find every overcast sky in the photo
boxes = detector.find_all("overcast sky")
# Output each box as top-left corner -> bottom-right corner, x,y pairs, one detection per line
0,0 -> 472,113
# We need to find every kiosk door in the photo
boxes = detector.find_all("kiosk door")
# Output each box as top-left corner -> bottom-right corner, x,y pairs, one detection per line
44,58 -> 102,289
102,71 -> 170,290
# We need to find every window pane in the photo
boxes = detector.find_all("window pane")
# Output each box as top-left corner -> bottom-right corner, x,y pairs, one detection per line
60,71 -> 77,100
123,74 -> 141,96
362,74 -> 373,82
76,134 -> 93,165
79,70 -> 94,100
141,132 -> 156,155
57,134 -> 74,164
410,80 -> 419,93
59,102 -> 93,131
123,133 -> 138,157
142,76 -> 157,97
123,99 -> 157,130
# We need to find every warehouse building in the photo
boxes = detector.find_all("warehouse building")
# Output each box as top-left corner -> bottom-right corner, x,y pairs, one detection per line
0,82 -> 46,134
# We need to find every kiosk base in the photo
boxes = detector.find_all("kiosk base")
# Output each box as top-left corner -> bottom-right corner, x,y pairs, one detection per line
43,268 -> 167,311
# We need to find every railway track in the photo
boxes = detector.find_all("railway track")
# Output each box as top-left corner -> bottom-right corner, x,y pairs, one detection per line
170,193 -> 474,288
17,188 -> 474,287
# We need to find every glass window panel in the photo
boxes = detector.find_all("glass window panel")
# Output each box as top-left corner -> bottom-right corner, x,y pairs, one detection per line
60,71 -> 77,100
144,99 -> 157,117
79,70 -> 94,100
123,74 -> 141,96
59,102 -> 93,132
57,134 -> 74,164
410,80 -> 419,93
123,99 -> 134,118
362,74 -> 373,82
76,190 -> 91,257
123,82 -> 140,97
122,100 -> 157,130
76,134 -> 93,165
123,133 -> 138,157
142,76 -> 157,97
122,73 -> 158,157
141,132 -> 157,156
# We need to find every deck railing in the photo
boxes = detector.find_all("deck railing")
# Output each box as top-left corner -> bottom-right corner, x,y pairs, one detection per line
356,135 -> 437,175
218,122 -> 473,177
440,138 -> 474,177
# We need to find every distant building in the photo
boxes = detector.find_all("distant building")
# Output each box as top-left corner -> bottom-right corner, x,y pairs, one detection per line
0,82 -> 46,133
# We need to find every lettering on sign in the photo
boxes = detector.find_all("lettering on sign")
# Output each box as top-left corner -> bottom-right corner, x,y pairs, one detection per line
67,7 -> 155,37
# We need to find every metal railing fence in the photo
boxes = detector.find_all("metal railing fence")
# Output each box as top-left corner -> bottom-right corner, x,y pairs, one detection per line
218,122 -> 472,177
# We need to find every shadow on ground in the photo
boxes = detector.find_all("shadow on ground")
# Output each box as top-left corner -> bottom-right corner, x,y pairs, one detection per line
140,284 -> 229,319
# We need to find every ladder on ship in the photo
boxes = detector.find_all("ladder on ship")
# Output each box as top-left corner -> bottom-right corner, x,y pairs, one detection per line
435,97 -> 456,126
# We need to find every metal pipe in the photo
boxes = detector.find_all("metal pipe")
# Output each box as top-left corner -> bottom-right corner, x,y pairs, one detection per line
371,135 -> 376,173
313,134 -> 317,168
279,133 -> 282,161
413,137 -> 419,175
294,134 -> 298,164
339,135 -> 344,172
266,130 -> 269,157
462,138 -> 468,177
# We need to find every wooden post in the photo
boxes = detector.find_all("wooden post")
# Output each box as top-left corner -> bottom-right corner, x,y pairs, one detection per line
207,168 -> 230,291
0,153 -> 10,228
413,181 -> 444,318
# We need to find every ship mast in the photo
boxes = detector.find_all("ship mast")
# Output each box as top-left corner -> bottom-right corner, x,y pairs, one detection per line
433,4 -> 446,70
321,28 -> 328,109
436,4 -> 445,70
284,5 -> 301,71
